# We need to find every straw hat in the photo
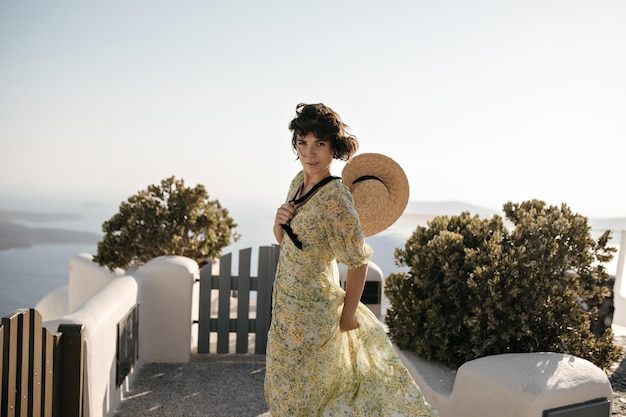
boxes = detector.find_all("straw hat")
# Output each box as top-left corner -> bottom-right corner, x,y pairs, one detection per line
342,153 -> 410,237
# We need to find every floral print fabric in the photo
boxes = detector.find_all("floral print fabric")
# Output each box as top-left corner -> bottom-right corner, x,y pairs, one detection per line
264,171 -> 438,416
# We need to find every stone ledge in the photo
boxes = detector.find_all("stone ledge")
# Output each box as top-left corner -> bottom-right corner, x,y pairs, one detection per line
395,346 -> 612,417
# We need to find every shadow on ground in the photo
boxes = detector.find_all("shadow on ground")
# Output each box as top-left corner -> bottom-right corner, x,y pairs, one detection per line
114,361 -> 269,417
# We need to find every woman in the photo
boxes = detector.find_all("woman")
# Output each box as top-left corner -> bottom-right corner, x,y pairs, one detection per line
264,103 -> 438,416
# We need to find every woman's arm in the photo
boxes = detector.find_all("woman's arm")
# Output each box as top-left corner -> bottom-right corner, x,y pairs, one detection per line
340,263 -> 368,331
273,223 -> 283,244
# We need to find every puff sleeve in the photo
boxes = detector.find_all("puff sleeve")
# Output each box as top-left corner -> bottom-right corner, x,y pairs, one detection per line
322,184 -> 372,269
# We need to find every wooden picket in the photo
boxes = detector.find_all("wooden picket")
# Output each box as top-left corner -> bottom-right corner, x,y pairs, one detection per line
197,245 -> 279,354
1,309 -> 83,417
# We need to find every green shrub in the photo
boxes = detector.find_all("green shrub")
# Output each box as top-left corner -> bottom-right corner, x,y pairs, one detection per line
93,176 -> 239,271
384,199 -> 621,370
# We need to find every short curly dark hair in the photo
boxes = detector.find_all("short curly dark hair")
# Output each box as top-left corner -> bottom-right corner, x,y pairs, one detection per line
289,103 -> 359,161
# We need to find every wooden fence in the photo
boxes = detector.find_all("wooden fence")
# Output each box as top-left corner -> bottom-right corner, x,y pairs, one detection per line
1,308 -> 83,417
196,245 -> 279,354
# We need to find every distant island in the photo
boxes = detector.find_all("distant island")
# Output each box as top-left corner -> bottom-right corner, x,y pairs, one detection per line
1,203 -> 624,252
0,210 -> 101,251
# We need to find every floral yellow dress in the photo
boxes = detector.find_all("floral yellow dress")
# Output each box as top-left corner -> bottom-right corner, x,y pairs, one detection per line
264,171 -> 438,416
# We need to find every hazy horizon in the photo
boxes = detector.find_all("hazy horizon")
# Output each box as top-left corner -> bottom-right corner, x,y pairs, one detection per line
2,189 -> 625,236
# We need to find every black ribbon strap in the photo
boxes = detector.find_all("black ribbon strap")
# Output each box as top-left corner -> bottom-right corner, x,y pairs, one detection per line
352,175 -> 384,186
292,175 -> 340,205
281,175 -> 340,250
281,223 -> 303,250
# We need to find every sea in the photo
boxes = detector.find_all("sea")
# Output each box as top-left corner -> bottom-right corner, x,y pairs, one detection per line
0,199 -> 276,316
1,198 -> 624,317
0,243 -> 98,315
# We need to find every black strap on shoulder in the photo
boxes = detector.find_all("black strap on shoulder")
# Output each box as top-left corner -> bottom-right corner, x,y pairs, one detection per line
282,175 -> 340,250
291,175 -> 340,205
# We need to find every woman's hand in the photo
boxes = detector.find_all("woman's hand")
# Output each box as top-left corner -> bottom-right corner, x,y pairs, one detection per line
340,312 -> 359,332
275,201 -> 296,226
273,201 -> 296,244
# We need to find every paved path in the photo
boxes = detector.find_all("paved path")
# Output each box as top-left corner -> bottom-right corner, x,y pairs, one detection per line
114,355 -> 269,417
116,331 -> 626,416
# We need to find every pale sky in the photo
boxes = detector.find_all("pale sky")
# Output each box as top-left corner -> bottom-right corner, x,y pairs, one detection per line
1,0 -> 625,218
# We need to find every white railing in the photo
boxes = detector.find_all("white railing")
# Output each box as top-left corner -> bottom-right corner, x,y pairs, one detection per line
37,254 -> 198,417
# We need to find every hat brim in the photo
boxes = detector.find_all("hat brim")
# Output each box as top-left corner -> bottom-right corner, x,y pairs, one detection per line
342,153 -> 410,237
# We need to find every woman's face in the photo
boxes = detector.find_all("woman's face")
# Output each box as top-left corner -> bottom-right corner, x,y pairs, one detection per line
296,132 -> 333,178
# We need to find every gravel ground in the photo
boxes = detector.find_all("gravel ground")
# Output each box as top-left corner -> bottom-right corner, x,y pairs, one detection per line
114,355 -> 270,417
115,335 -> 626,417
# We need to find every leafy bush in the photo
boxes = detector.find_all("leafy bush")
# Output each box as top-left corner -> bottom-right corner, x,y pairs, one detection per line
384,199 -> 621,370
93,176 -> 239,270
